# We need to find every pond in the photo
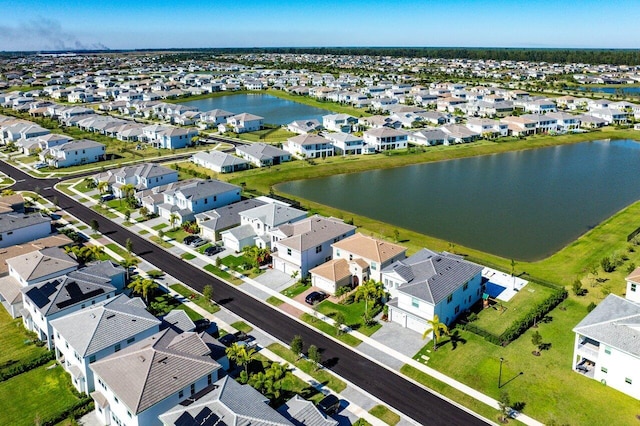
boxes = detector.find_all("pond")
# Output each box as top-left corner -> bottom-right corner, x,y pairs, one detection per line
181,93 -> 334,125
277,140 -> 640,261
578,86 -> 640,95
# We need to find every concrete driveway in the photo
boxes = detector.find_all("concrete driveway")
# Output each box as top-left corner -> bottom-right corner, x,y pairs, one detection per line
253,268 -> 296,292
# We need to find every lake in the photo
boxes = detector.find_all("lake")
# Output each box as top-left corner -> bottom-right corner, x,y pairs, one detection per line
277,140 -> 640,261
181,93 -> 334,125
579,86 -> 640,95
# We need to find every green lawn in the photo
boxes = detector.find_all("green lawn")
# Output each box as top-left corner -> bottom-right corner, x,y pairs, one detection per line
181,252 -> 196,260
0,309 -> 49,373
473,282 -> 554,335
148,292 -> 204,321
0,362 -> 84,426
281,280 -> 311,298
266,296 -> 285,306
169,283 -> 220,314
220,254 -> 262,278
152,223 -> 169,230
139,229 -> 149,235
165,228 -> 191,242
268,343 -> 347,393
369,405 -> 400,426
149,236 -> 173,248
300,313 -> 362,347
421,299 -> 640,425
91,204 -> 118,219
237,128 -> 298,143
316,300 -> 382,336
104,243 -> 128,259
203,264 -> 244,285
230,321 -> 253,333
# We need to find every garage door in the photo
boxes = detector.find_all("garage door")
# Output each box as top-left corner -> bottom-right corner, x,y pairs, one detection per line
406,316 -> 426,334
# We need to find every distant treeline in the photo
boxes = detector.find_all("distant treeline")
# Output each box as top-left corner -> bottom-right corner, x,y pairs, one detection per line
4,47 -> 640,66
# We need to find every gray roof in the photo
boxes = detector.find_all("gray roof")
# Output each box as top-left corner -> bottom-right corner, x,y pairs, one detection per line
236,143 -> 289,161
6,247 -> 78,282
384,249 -> 483,304
162,309 -> 196,333
159,376 -> 293,426
196,199 -> 266,233
278,395 -> 338,426
90,328 -> 222,414
573,294 -> 640,357
0,212 -> 49,233
274,215 -> 355,252
68,260 -> 125,281
287,134 -> 329,147
55,139 -> 105,152
22,274 -> 116,317
192,150 -> 249,168
222,224 -> 257,241
241,203 -> 306,228
167,179 -> 240,201
49,294 -> 160,357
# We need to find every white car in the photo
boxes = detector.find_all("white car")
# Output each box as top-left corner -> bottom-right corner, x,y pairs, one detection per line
33,162 -> 47,170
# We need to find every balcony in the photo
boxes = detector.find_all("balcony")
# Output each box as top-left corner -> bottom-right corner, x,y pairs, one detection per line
576,339 -> 600,361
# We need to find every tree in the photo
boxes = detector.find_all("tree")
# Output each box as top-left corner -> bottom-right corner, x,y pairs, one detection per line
127,276 -> 158,304
120,256 -> 140,281
600,256 -> 614,273
203,284 -> 214,303
334,312 -> 346,335
90,219 -> 100,233
139,206 -> 149,219
308,345 -> 322,370
97,181 -> 108,196
169,213 -> 180,231
393,229 -> 400,242
498,391 -> 511,423
572,279 -> 584,296
531,330 -> 542,356
290,335 -> 304,360
124,209 -> 131,222
422,314 -> 450,351
125,238 -> 134,256
120,183 -> 135,200
354,280 -> 385,320
226,343 -> 256,375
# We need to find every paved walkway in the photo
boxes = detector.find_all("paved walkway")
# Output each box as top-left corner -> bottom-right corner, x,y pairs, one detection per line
58,180 -> 545,426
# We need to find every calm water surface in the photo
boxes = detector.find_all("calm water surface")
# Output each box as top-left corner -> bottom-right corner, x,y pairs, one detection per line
277,140 -> 640,261
182,94 -> 333,125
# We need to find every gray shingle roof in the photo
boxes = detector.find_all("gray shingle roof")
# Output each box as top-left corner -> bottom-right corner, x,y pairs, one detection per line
6,247 -> 78,282
0,212 -> 49,233
90,328 -> 222,414
49,294 -> 160,357
167,179 -> 240,200
385,249 -> 483,304
278,395 -> 338,426
274,215 -> 355,252
196,199 -> 266,233
573,294 -> 640,357
241,203 -> 306,228
192,150 -> 249,168
236,143 -> 289,161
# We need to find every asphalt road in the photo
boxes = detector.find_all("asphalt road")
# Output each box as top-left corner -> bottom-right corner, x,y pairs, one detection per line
1,161 -> 489,426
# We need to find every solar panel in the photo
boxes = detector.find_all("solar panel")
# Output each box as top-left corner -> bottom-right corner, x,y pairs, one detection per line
173,412 -> 196,426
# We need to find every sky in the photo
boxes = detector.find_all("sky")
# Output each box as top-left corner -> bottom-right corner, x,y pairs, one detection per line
1,0 -> 640,51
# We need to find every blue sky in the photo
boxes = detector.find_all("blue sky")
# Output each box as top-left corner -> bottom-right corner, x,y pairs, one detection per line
1,0 -> 639,51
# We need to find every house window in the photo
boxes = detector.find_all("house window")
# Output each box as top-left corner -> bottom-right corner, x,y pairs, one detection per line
447,294 -> 453,304
190,383 -> 196,395
127,411 -> 132,418
632,283 -> 637,292
114,396 -> 119,404
601,367 -> 608,374
89,355 -> 96,363
371,262 -> 377,270
604,347 -> 611,355
208,374 -> 213,385
204,198 -> 208,204
336,249 -> 340,257
411,298 -> 419,308
455,305 -> 460,314
625,378 -> 632,385
287,248 -> 292,256
463,282 -> 469,291
127,337 -> 135,344
178,390 -> 184,399
315,245 -> 322,254
114,343 -> 121,352
213,196 -> 217,202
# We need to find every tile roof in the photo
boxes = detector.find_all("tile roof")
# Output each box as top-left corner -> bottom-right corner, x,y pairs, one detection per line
278,395 -> 338,426
0,212 -> 50,233
241,203 -> 306,228
331,233 -> 406,263
274,215 -> 355,252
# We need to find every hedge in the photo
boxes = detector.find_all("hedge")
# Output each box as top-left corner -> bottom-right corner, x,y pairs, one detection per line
0,351 -> 55,382
41,399 -> 93,426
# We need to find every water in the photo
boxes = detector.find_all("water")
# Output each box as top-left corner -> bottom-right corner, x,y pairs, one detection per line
181,93 -> 334,125
578,86 -> 640,95
277,140 -> 640,261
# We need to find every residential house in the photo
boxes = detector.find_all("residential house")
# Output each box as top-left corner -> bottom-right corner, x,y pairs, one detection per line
271,215 -> 356,277
441,124 -> 480,143
0,193 -> 25,214
322,114 -> 357,133
331,233 -> 407,282
520,114 -> 558,133
51,294 -> 162,394
572,294 -> 640,400
156,127 -> 198,149
158,179 -> 242,224
408,128 -> 450,146
324,132 -> 367,155
465,118 -> 508,139
0,212 -> 51,248
284,134 -> 334,159
235,143 -> 291,167
192,151 -> 249,174
309,257 -> 370,295
363,128 -> 408,151
500,116 -> 537,136
198,109 -> 235,129
287,119 -> 323,135
90,328 -> 223,426
384,249 -> 483,333
96,163 -> 179,199
522,99 -> 557,113
196,199 -> 266,241
278,395 -> 339,426
546,112 -> 581,132
41,139 -> 106,168
578,114 -> 608,129
625,266 -> 640,304
588,108 -> 629,125
223,113 -> 264,133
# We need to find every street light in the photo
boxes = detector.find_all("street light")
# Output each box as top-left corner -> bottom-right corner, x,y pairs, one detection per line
498,357 -> 504,388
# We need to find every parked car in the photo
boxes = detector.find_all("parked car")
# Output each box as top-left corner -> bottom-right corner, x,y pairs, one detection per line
99,194 -> 115,202
194,318 -> 211,332
33,162 -> 47,170
305,291 -> 328,305
183,235 -> 198,245
191,238 -> 207,248
218,330 -> 249,347
317,394 -> 341,415
204,245 -> 224,256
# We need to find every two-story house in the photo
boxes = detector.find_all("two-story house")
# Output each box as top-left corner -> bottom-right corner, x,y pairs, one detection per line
363,128 -> 408,151
284,134 -> 334,159
223,113 -> 264,133
41,139 -> 106,168
99,163 -> 179,199
322,114 -> 358,133
0,212 -> 51,249
323,132 -> 367,155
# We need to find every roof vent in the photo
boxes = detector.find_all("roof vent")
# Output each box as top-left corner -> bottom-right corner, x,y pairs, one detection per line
106,313 -> 115,319
138,356 -> 145,362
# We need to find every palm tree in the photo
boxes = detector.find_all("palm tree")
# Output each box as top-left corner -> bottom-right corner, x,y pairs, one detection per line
354,280 -> 385,318
169,213 -> 180,231
97,181 -> 109,195
127,276 -> 158,304
120,256 -> 140,281
422,314 -> 450,351
120,183 -> 135,200
225,343 -> 256,375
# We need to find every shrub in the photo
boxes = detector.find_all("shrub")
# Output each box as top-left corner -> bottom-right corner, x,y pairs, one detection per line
587,302 -> 597,312
600,256 -> 615,273
0,351 -> 55,382
572,279 -> 585,296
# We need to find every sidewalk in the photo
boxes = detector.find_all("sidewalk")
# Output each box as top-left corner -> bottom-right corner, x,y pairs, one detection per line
58,180 -> 544,426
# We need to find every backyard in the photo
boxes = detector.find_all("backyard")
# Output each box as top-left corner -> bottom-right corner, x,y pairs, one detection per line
0,309 -> 49,375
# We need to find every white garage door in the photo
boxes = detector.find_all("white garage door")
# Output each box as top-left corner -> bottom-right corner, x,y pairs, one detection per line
406,316 -> 426,334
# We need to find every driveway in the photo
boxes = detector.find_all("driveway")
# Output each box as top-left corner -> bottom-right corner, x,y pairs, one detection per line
253,268 -> 296,292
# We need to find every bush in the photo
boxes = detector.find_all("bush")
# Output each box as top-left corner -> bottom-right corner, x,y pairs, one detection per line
600,256 -> 615,273
572,279 -> 585,296
587,302 -> 597,312
0,351 -> 55,382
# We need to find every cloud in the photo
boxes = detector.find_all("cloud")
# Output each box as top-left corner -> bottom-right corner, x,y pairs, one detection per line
0,18 -> 109,51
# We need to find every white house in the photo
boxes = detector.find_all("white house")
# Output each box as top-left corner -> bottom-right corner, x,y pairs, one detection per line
271,215 -> 356,277
523,99 -> 557,114
588,108 -> 629,125
322,114 -> 357,133
223,113 -> 264,133
284,134 -> 334,159
520,114 -> 559,134
408,129 -> 450,146
51,294 -> 161,394
324,132 -> 366,155
98,163 -> 178,199
41,139 -> 106,168
287,119 -> 322,135
235,143 -> 291,167
192,150 -> 249,174
465,118 -> 508,138
90,328 -> 223,426
0,212 -> 51,249
384,249 -> 483,333
156,127 -> 198,149
572,294 -> 640,400
546,112 -> 581,132
625,267 -> 640,304
363,128 -> 408,151
196,199 -> 266,241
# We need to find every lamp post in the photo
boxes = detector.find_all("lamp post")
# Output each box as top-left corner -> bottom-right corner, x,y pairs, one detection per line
498,357 -> 504,388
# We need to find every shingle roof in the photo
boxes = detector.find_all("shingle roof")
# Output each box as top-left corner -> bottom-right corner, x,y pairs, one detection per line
236,143 -> 289,161
196,199 -> 266,232
167,179 -> 240,200
6,247 -> 78,282
241,203 -> 306,227
331,233 -> 406,263
275,215 -> 355,252
90,328 -> 221,414
0,212 -> 49,233
278,395 -> 338,426
49,294 -> 160,357
192,150 -> 249,168
573,294 -> 640,357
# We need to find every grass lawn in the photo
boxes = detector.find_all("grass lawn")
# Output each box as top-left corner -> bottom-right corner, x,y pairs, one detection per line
181,252 -> 196,260
139,229 -> 149,235
91,204 -> 118,219
165,228 -> 191,242
237,127 -> 297,143
0,362 -> 84,426
0,309 -> 49,373
149,236 -> 173,248
220,254 -> 262,278
266,296 -> 284,306
104,243 -> 129,259
169,283 -> 220,314
268,343 -> 347,393
266,89 -> 371,117
105,198 -> 135,214
230,321 -> 253,333
281,280 -> 311,298
369,405 -> 400,426
316,300 -> 382,336
73,180 -> 97,194
300,313 -> 362,347
420,299 -> 640,425
55,184 -> 76,197
149,291 -> 203,321
152,222 -> 169,230
472,282 -> 554,335
76,225 -> 88,230
203,264 -> 244,285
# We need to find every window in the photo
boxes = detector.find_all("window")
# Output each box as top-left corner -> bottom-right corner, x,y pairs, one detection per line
604,347 -> 611,355
447,294 -> 453,304
315,245 -> 322,254
114,396 -> 119,404
208,374 -> 212,385
463,282 -> 469,291
287,248 -> 292,256
455,305 -> 460,314
127,337 -> 135,344
190,383 -> 196,395
114,343 -> 121,352
371,262 -> 377,270
336,249 -> 340,257
632,283 -> 637,292
625,378 -> 632,385
89,355 -> 96,363
601,367 -> 608,374
411,298 -> 419,308
178,390 -> 184,399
